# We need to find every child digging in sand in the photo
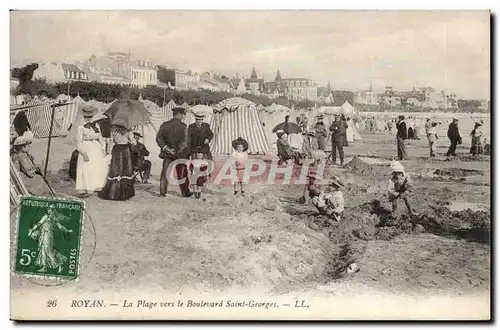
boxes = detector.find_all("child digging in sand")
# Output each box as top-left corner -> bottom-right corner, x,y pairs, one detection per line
230,137 -> 249,196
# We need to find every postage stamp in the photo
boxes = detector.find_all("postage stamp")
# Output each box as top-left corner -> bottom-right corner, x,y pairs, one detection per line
13,196 -> 84,280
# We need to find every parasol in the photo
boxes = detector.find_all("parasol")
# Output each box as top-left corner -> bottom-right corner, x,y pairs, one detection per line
272,121 -> 302,134
104,99 -> 150,129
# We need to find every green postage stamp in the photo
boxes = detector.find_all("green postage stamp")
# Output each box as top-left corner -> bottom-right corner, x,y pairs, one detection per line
13,196 -> 84,280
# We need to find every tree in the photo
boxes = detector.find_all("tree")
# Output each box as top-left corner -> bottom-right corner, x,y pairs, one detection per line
12,63 -> 39,84
297,99 -> 315,109
15,78 -> 57,98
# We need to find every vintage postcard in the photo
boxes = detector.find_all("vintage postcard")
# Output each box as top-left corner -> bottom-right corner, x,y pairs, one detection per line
9,10 -> 490,320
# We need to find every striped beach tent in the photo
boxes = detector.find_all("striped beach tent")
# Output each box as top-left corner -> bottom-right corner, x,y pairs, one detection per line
139,99 -> 168,130
209,97 -> 271,155
11,98 -> 79,138
162,99 -> 177,120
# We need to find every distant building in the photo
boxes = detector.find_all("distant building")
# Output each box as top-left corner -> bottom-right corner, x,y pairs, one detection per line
229,77 -> 247,95
245,67 -> 265,96
130,60 -> 157,87
200,72 -> 231,92
87,72 -> 131,85
355,84 -> 378,105
83,52 -> 157,87
269,69 -> 317,101
33,62 -> 89,83
379,86 -> 401,106
317,82 -> 334,104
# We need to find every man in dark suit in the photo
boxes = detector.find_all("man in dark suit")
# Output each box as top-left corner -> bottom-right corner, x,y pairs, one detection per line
396,115 -> 408,160
156,107 -> 192,197
131,132 -> 152,184
329,113 -> 347,166
446,118 -> 461,157
187,113 -> 214,159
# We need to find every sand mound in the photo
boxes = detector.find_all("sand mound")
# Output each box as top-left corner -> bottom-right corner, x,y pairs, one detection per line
456,154 -> 490,162
434,168 -> 484,177
344,156 -> 387,176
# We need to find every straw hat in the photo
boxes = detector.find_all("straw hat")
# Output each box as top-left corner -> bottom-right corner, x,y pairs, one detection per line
12,131 -> 34,146
194,112 -> 205,119
81,104 -> 98,117
133,131 -> 143,138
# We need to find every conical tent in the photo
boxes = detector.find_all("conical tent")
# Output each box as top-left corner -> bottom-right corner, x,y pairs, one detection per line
180,102 -> 189,109
210,97 -> 271,155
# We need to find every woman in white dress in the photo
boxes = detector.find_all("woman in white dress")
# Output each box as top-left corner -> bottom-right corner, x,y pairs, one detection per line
75,105 -> 108,197
346,117 -> 354,142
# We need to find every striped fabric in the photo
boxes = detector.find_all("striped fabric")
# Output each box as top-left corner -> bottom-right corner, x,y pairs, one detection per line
13,99 -> 78,138
213,97 -> 256,112
162,99 -> 177,120
10,159 -> 30,205
180,102 -> 190,109
210,104 -> 271,155
143,103 -> 168,130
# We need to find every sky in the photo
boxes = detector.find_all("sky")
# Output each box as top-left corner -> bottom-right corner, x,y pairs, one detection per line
10,10 -> 490,99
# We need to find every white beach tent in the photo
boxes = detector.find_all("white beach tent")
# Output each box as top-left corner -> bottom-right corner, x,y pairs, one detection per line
209,97 -> 271,155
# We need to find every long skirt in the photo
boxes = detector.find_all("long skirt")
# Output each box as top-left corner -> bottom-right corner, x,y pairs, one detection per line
346,127 -> 354,142
470,136 -> 483,155
397,136 -> 408,160
98,144 -> 135,201
21,173 -> 53,197
317,136 -> 327,151
76,140 -> 107,192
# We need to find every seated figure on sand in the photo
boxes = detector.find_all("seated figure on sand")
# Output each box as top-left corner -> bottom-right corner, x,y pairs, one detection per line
387,161 -> 415,215
303,174 -> 345,224
276,130 -> 301,164
10,131 -> 53,196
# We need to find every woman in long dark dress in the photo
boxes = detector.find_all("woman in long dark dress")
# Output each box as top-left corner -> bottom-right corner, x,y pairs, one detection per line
98,125 -> 136,201
469,122 -> 483,156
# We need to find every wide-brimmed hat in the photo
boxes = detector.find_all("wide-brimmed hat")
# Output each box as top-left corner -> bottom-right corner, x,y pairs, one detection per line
133,131 -> 143,138
475,121 -> 482,126
276,129 -> 285,136
328,175 -> 345,188
232,137 -> 249,152
81,104 -> 98,117
12,131 -> 34,146
172,107 -> 186,115
453,118 -> 459,122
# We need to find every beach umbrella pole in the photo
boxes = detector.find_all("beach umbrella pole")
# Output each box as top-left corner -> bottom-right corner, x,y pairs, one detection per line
44,104 -> 57,177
